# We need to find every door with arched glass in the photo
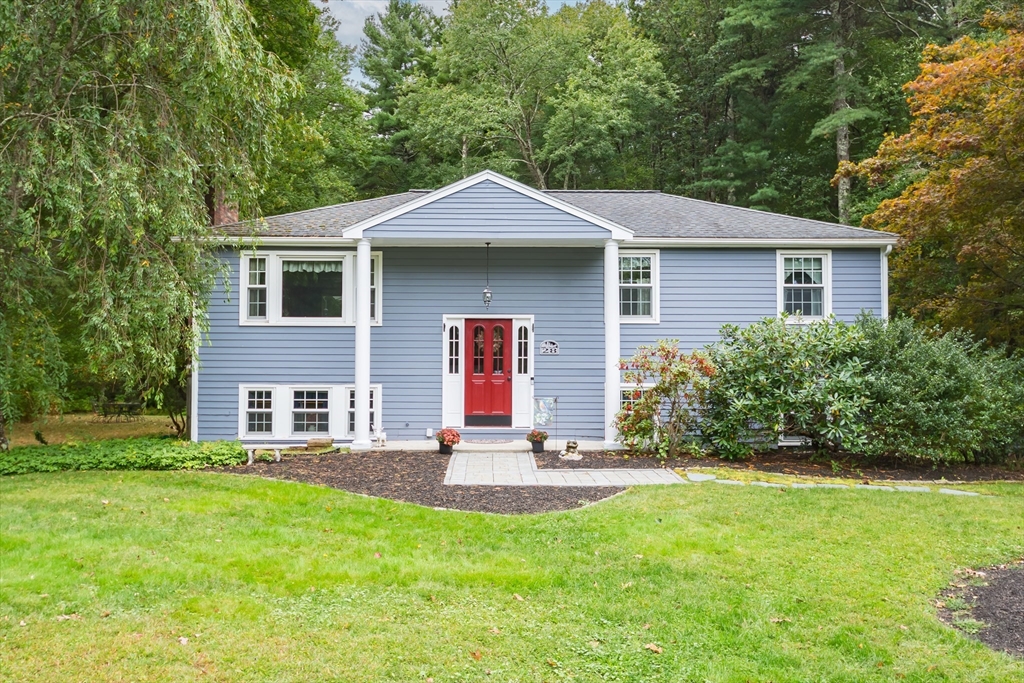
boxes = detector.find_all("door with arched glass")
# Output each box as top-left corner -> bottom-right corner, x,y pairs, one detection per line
464,319 -> 513,426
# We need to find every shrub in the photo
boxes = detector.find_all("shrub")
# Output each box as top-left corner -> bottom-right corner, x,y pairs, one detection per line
702,317 -> 870,459
615,340 -> 715,458
0,437 -> 246,476
857,315 -> 1024,463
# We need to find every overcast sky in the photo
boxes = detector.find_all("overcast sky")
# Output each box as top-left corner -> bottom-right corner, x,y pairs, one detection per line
321,0 -> 577,84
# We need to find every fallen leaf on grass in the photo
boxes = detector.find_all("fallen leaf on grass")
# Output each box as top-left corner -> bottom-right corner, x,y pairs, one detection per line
621,581 -> 633,589
643,623 -> 651,629
470,650 -> 482,661
101,611 -> 111,618
633,554 -> 644,559
102,500 -> 109,505
178,637 -> 189,645
512,594 -> 524,602
644,643 -> 663,654
546,659 -> 558,668
56,614 -> 80,622
374,552 -> 381,558
488,627 -> 500,635
770,617 -> 792,624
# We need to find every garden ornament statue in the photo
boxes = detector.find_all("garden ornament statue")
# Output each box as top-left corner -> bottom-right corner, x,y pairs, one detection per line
559,439 -> 582,461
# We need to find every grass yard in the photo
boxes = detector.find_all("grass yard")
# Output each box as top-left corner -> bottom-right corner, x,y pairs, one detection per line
1,471 -> 1022,682
8,414 -> 177,448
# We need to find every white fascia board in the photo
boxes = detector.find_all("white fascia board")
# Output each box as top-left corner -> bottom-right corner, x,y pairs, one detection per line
208,236 -> 358,247
340,170 -> 635,241
629,237 -> 899,248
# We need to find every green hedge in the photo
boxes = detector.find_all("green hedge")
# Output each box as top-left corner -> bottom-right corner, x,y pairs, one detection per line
0,438 -> 246,476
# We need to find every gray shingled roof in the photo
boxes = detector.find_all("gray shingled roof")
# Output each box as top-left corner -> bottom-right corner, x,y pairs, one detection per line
218,187 -> 894,241
549,191 -> 894,240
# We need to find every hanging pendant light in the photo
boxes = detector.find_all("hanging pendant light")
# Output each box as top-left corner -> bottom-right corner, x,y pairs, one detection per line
482,242 -> 493,308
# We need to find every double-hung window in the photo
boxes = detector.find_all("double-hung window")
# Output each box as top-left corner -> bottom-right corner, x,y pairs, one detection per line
247,257 -> 267,319
778,251 -> 831,321
619,252 -> 659,322
292,390 -> 330,434
245,389 -> 273,435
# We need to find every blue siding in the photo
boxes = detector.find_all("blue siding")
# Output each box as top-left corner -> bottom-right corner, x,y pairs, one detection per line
197,251 -> 355,441
832,248 -> 883,320
621,247 -> 883,357
198,247 -> 606,441
198,245 -> 883,442
374,247 -> 605,440
364,180 -> 611,239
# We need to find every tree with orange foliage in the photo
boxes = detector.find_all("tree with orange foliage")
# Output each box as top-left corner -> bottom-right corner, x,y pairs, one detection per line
846,12 -> 1024,347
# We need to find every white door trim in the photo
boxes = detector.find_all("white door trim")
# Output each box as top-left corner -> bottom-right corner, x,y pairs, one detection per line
442,314 -> 535,430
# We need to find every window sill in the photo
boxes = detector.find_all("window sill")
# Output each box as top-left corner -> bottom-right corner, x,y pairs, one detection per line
780,315 -> 828,325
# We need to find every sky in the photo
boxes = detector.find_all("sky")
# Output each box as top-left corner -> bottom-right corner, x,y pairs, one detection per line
321,0 -> 576,84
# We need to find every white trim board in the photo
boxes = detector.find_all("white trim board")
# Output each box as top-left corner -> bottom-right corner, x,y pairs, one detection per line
341,171 -> 635,241
238,249 -> 382,327
441,314 -> 535,430
776,250 -> 833,323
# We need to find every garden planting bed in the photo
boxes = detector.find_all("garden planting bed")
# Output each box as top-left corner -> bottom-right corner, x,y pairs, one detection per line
222,450 -> 622,514
937,560 -> 1024,658
535,449 -> 1024,482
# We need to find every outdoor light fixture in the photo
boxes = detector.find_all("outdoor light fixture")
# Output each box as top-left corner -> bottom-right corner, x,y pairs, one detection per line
482,242 -> 493,308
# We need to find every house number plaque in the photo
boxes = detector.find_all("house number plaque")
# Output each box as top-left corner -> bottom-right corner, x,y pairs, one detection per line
540,340 -> 559,355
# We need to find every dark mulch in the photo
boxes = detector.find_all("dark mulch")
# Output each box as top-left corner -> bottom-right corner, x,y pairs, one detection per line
220,450 -> 622,515
937,560 -> 1024,658
536,449 -> 1023,482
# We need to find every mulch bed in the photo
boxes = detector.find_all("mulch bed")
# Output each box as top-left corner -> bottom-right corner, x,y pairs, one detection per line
537,449 -> 1024,482
937,560 -> 1024,658
220,451 -> 622,515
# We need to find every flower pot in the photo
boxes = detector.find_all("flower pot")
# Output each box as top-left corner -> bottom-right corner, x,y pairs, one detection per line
439,443 -> 453,455
531,440 -> 545,453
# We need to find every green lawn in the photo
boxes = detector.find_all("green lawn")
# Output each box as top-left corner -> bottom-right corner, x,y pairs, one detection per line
1,471 -> 1022,682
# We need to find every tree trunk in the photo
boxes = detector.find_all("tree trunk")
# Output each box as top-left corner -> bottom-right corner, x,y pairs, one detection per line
832,0 -> 851,225
0,409 -> 9,452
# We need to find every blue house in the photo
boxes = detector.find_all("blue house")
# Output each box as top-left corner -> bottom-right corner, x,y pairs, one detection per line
194,170 -> 896,449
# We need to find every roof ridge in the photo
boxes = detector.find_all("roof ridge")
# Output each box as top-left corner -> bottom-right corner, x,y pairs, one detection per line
547,189 -> 661,193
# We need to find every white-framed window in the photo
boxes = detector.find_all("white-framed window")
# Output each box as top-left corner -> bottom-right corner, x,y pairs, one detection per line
620,386 -> 649,411
292,389 -> 330,434
245,389 -> 273,435
240,251 -> 382,326
517,324 -> 529,375
247,257 -> 267,319
777,250 -> 831,322
346,386 -> 381,436
619,251 -> 659,323
447,325 -> 460,374
237,384 -> 382,441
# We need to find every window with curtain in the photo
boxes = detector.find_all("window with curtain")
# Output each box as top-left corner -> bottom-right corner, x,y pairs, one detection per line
281,260 -> 343,318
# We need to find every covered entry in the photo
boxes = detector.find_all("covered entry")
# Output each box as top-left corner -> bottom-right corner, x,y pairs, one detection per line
442,315 -> 533,429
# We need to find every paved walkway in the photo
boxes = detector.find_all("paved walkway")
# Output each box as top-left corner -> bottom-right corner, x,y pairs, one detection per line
444,452 -> 686,487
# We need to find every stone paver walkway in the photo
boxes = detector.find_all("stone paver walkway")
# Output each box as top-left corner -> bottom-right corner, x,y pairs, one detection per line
444,452 -> 686,487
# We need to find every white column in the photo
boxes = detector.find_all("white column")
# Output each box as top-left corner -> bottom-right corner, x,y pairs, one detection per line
352,238 -> 372,450
881,244 -> 891,320
603,239 -> 620,447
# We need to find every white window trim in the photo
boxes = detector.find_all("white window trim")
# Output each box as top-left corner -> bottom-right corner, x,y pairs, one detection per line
776,250 -> 832,324
618,249 -> 660,324
343,384 -> 382,439
239,251 -> 382,327
619,383 -> 656,410
237,384 -> 383,441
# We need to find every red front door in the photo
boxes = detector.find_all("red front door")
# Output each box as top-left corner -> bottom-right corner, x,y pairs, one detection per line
465,319 -> 513,426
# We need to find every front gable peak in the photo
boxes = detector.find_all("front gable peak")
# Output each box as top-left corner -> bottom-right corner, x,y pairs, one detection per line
344,170 -> 633,242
